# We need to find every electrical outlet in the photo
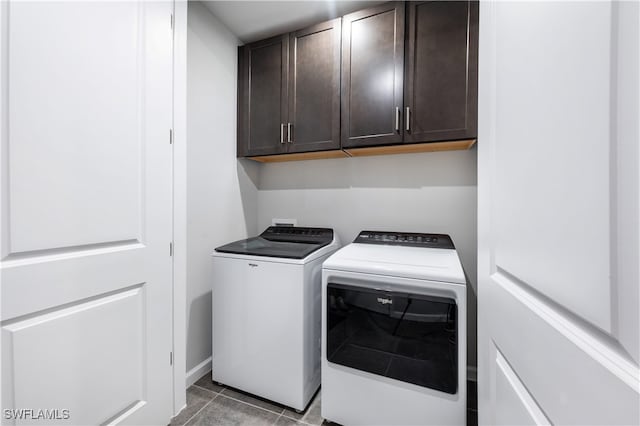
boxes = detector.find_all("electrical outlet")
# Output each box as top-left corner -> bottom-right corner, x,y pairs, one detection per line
272,218 -> 297,227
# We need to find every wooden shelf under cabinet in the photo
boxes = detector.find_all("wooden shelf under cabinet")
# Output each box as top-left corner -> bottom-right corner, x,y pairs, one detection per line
247,139 -> 476,163
344,139 -> 476,157
247,150 -> 349,163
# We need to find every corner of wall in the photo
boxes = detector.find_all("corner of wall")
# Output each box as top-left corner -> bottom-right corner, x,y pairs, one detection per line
185,0 -> 260,379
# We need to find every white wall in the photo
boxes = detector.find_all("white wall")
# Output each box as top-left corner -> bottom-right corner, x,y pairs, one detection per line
188,1 -> 479,373
186,1 -> 259,379
257,150 -> 478,368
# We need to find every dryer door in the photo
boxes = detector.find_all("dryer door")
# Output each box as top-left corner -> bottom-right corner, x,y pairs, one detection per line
326,283 -> 458,394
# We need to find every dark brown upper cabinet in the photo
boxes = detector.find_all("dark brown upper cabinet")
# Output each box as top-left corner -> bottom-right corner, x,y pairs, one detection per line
404,1 -> 478,143
238,1 -> 479,161
238,19 -> 341,157
341,2 -> 405,148
288,19 -> 342,154
237,35 -> 288,157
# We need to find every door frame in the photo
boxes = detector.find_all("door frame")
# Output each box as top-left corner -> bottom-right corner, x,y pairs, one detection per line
172,0 -> 188,417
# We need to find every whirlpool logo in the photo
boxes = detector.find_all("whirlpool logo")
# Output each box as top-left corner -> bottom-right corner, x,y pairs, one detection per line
377,297 -> 393,305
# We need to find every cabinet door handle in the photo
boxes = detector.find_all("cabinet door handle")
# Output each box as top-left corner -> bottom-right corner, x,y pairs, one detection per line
280,123 -> 285,144
405,107 -> 411,132
287,123 -> 292,143
395,107 -> 400,132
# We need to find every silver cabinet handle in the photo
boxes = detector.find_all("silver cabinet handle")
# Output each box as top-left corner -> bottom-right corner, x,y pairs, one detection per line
287,123 -> 292,143
395,106 -> 400,132
280,123 -> 285,144
405,107 -> 411,132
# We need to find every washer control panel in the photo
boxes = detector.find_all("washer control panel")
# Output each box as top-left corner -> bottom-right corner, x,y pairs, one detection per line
262,226 -> 333,244
354,231 -> 454,249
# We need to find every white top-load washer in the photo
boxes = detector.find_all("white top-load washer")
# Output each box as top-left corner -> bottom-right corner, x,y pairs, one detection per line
211,226 -> 340,411
322,231 -> 467,426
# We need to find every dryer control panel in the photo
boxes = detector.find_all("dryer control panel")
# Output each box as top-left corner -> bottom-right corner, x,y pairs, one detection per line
354,231 -> 455,249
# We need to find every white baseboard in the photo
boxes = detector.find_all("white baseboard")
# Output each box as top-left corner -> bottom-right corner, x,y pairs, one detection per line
186,356 -> 212,388
173,403 -> 187,420
467,366 -> 478,382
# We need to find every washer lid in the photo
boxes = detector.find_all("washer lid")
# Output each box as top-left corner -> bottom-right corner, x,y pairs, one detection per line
215,226 -> 334,259
322,242 -> 467,284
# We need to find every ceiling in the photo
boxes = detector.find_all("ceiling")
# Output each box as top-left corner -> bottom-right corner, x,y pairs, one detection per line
201,1 -> 384,44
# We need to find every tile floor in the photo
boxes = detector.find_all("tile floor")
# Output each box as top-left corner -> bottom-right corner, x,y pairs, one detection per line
171,371 -> 478,426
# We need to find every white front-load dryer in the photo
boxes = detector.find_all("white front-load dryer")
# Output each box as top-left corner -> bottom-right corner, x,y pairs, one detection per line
321,231 -> 467,426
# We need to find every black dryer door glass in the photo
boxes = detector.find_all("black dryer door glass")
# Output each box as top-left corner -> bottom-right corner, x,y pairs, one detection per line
326,283 -> 458,394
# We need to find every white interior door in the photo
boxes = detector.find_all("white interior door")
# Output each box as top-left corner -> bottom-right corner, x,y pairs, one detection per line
478,1 -> 639,425
1,1 -> 174,425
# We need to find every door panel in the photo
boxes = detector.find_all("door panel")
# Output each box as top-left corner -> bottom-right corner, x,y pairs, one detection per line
492,1 -> 612,333
3,287 -> 144,426
341,2 -> 404,148
485,272 -> 638,425
288,19 -> 341,153
240,35 -> 288,156
404,1 -> 478,143
478,1 -> 640,425
7,2 -> 142,253
1,2 -> 173,425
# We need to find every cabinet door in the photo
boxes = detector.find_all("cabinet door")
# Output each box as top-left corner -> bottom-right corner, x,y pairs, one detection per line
404,1 -> 478,143
287,19 -> 341,153
238,35 -> 288,157
341,2 -> 405,148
